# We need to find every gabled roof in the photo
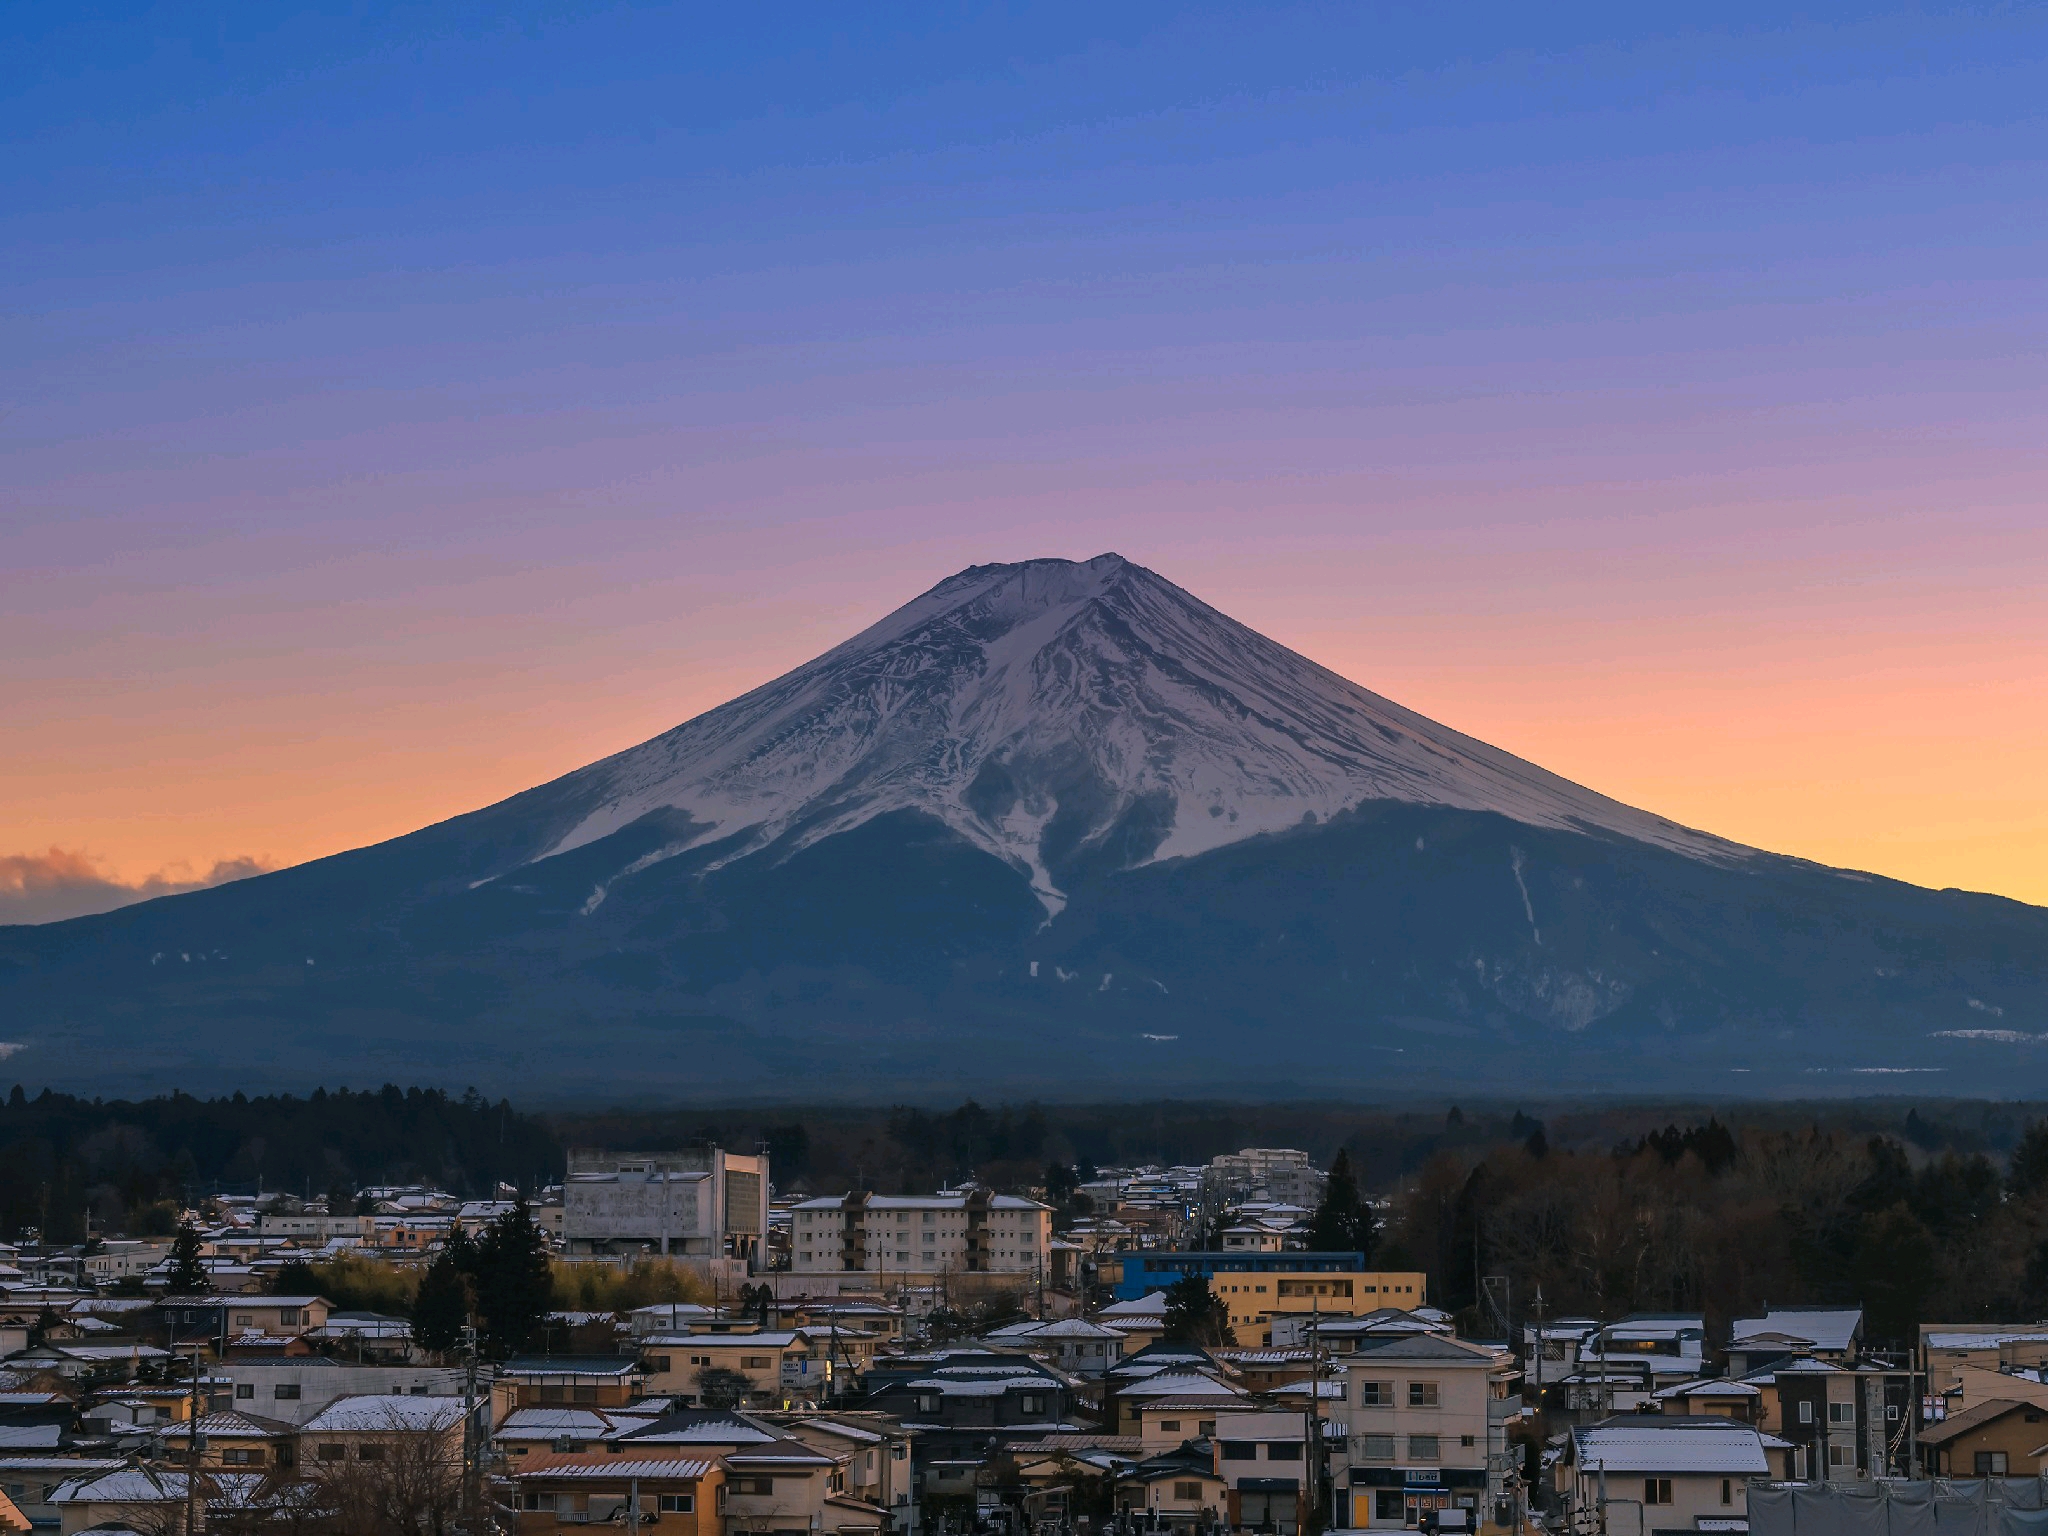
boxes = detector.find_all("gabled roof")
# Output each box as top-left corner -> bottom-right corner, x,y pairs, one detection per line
517,1457 -> 715,1480
1731,1309 -> 1861,1354
1345,1334 -> 1501,1363
724,1437 -> 839,1468
494,1406 -> 659,1440
160,1409 -> 299,1439
1570,1419 -> 1770,1474
615,1409 -> 779,1446
1918,1397 -> 2048,1447
299,1393 -> 468,1433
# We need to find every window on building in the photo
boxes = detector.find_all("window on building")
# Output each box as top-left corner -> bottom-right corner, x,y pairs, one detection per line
274,1384 -> 301,1401
739,1478 -> 775,1495
649,1357 -> 672,1373
318,1444 -> 345,1462
279,1308 -> 302,1326
1159,1421 -> 1181,1433
660,1494 -> 695,1513
1722,1480 -> 1733,1505
1460,1435 -> 1475,1448
1174,1481 -> 1204,1500
1221,1442 -> 1258,1461
1408,1382 -> 1439,1408
1359,1435 -> 1395,1461
1408,1435 -> 1440,1462
1829,1446 -> 1854,1468
1358,1381 -> 1393,1406
1644,1480 -> 1673,1505
741,1357 -> 772,1370
1797,1401 -> 1814,1424
1828,1402 -> 1855,1426
1018,1393 -> 1047,1416
359,1444 -> 385,1463
235,1384 -> 255,1400
1266,1443 -> 1302,1460
1977,1452 -> 2010,1476
222,1448 -> 262,1466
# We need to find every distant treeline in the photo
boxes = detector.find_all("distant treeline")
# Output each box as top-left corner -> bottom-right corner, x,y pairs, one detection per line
16,1087 -> 2048,1348
0,1084 -> 559,1241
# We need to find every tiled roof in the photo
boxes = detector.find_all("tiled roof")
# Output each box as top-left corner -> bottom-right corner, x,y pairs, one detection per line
518,1458 -> 714,1480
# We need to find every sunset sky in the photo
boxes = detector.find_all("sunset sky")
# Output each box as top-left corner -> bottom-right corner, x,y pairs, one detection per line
5,2 -> 2046,922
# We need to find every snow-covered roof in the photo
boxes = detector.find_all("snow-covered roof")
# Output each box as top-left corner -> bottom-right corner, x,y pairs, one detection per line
1115,1371 -> 1247,1400
517,1459 -> 714,1480
1572,1422 -> 1770,1475
793,1194 -> 1048,1211
492,1407 -> 658,1440
299,1393 -> 468,1433
1731,1309 -> 1861,1354
1923,1328 -> 2048,1351
1654,1378 -> 1761,1400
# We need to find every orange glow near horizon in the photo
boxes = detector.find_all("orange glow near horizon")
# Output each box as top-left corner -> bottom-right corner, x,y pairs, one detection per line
7,475 -> 2044,911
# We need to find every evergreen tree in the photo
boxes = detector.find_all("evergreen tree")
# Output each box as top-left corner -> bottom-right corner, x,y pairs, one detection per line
165,1220 -> 209,1294
272,1260 -> 320,1296
2011,1121 -> 2048,1199
1160,1272 -> 1231,1346
1305,1149 -> 1376,1260
412,1244 -> 474,1356
473,1201 -> 552,1357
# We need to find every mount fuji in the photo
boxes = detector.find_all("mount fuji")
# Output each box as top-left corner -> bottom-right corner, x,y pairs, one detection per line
4,554 -> 2045,1100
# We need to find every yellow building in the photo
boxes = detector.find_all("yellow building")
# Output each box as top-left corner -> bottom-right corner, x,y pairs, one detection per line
1210,1270 -> 1428,1346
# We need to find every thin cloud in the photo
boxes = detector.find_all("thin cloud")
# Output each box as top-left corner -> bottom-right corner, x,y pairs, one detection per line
0,847 -> 272,926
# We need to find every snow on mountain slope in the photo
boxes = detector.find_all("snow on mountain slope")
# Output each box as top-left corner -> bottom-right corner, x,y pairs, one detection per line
544,553 -> 1746,913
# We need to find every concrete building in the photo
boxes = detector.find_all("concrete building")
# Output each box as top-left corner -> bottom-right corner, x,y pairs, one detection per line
563,1147 -> 769,1262
1336,1333 -> 1520,1530
789,1191 -> 1051,1285
1210,1268 -> 1433,1347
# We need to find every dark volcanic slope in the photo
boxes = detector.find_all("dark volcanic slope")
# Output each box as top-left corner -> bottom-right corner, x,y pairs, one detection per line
3,558 -> 2044,1098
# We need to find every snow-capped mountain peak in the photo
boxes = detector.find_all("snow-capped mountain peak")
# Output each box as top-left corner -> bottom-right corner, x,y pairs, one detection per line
546,553 -> 1740,912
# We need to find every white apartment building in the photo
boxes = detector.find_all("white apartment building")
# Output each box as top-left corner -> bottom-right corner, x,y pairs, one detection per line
789,1191 -> 1051,1282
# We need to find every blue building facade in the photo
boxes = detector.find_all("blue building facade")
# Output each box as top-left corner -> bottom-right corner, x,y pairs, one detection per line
1112,1250 -> 1368,1301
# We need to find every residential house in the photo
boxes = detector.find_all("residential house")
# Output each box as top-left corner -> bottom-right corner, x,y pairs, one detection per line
1921,1327 -> 2048,1394
158,1407 -> 301,1470
987,1318 -> 1127,1377
1652,1379 -> 1763,1423
512,1456 -> 723,1535
1214,1405 -> 1314,1535
1116,1443 -> 1229,1530
158,1293 -> 332,1345
1557,1417 -> 1790,1536
761,1412 -> 920,1530
494,1404 -> 663,1461
496,1355 -> 646,1411
1917,1399 -> 2048,1477
0,1459 -> 122,1533
1770,1358 -> 1917,1480
1728,1310 -> 1864,1375
640,1331 -> 799,1408
724,1434 -> 889,1536
1336,1333 -> 1519,1530
218,1358 -> 466,1424
48,1468 -> 276,1535
298,1391 -> 473,1473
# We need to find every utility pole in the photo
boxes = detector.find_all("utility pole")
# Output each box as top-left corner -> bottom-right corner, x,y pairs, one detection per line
461,1323 -> 483,1534
185,1340 -> 204,1535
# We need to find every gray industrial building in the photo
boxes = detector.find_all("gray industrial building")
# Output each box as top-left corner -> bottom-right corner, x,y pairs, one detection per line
562,1146 -> 769,1262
